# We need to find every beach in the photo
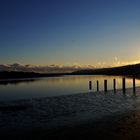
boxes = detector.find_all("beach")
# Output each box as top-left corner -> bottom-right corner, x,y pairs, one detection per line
0,88 -> 140,139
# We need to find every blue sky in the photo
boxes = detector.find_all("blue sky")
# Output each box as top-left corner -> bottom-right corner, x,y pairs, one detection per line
1,0 -> 140,67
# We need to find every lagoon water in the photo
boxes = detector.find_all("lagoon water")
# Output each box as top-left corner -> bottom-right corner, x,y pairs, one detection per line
1,75 -> 140,139
0,75 -> 140,101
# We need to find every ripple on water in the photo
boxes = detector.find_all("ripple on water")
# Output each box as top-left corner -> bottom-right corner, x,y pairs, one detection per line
0,88 -> 140,131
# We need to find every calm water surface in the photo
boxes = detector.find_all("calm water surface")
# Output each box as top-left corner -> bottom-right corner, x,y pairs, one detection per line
0,75 -> 140,101
1,75 -> 140,139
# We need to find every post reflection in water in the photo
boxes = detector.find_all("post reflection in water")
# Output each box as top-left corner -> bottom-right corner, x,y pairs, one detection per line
0,75 -> 140,101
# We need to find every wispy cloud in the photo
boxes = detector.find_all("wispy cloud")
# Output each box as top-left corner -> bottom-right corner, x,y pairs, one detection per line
112,58 -> 140,67
0,60 -> 140,73
0,63 -> 96,73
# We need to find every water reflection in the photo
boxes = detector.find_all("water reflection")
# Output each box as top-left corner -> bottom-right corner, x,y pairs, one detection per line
0,75 -> 140,101
0,79 -> 39,86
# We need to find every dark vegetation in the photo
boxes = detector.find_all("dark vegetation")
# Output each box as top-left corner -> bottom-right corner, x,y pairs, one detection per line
0,71 -> 65,79
72,63 -> 140,76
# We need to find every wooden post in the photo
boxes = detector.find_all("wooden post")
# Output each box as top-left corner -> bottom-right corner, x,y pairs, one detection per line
97,80 -> 99,91
104,80 -> 107,92
89,81 -> 92,90
113,79 -> 116,92
122,78 -> 126,93
133,78 -> 136,93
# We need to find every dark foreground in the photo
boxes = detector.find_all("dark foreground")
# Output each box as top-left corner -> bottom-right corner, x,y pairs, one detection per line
1,111 -> 140,140
0,89 -> 140,140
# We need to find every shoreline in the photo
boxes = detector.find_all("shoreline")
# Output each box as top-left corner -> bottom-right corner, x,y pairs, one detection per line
1,71 -> 140,80
0,89 -> 140,139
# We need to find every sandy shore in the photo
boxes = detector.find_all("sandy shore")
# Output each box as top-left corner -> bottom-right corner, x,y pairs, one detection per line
1,111 -> 140,140
0,89 -> 140,140
31,112 -> 140,140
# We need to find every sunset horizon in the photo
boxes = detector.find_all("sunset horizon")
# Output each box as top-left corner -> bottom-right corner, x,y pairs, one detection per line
0,61 -> 140,73
1,0 -> 140,67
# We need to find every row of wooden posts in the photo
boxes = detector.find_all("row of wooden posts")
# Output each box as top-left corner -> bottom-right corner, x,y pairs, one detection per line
89,78 -> 136,93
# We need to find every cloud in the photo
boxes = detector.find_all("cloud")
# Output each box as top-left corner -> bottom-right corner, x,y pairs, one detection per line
114,56 -> 118,61
112,58 -> 140,67
0,63 -> 96,73
0,60 -> 140,73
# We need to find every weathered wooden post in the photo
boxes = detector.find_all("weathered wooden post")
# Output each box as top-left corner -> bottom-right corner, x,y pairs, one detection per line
122,78 -> 126,93
104,80 -> 107,92
133,78 -> 136,93
89,81 -> 92,90
97,80 -> 99,91
113,79 -> 116,92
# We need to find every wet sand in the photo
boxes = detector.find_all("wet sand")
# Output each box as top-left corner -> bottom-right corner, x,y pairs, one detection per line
36,112 -> 140,140
0,89 -> 140,140
1,111 -> 140,140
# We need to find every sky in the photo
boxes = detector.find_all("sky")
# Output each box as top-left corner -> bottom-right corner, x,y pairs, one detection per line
1,0 -> 140,69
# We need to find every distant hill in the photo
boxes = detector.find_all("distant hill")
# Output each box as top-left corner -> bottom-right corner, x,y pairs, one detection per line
72,63 -> 140,76
0,71 -> 65,79
1,63 -> 140,79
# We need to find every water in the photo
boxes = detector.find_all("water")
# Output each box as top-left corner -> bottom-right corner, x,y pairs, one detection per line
1,88 -> 140,138
1,75 -> 140,138
0,75 -> 140,101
